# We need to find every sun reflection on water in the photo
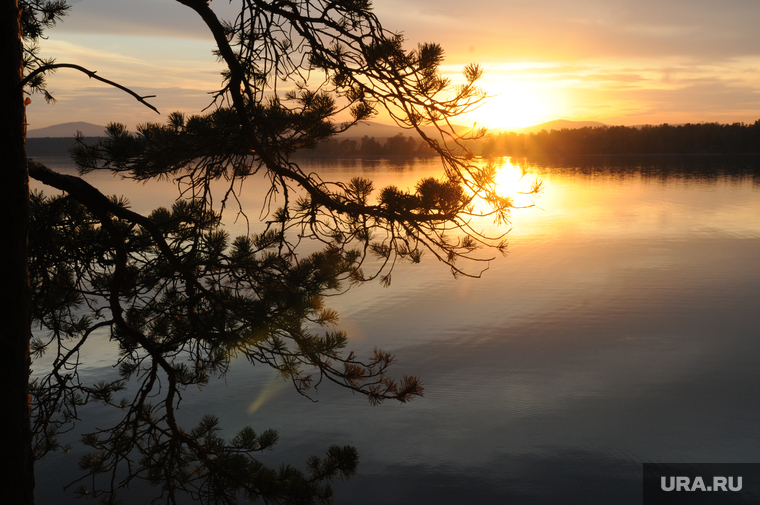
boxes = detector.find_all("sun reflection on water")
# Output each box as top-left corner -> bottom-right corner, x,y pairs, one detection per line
493,157 -> 542,204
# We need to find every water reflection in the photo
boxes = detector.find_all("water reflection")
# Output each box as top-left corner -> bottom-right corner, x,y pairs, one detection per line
512,154 -> 760,183
493,158 -> 531,196
31,155 -> 760,505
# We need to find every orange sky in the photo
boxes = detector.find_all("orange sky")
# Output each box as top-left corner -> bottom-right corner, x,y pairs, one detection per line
26,0 -> 760,131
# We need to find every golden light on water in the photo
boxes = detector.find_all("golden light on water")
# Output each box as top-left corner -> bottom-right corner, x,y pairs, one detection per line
468,158 -> 543,225
492,158 -> 542,207
493,159 -> 527,195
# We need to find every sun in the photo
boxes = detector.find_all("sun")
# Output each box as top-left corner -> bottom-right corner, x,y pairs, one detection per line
467,81 -> 558,129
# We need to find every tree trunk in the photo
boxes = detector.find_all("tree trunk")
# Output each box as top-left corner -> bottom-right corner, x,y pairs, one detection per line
0,1 -> 35,503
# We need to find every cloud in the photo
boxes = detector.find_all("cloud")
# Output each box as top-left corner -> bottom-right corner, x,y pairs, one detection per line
625,79 -> 760,118
41,37 -> 221,88
29,33 -> 225,128
51,0 -> 760,65
375,0 -> 760,64
55,0 -> 239,39
557,75 -> 760,124
578,73 -> 649,84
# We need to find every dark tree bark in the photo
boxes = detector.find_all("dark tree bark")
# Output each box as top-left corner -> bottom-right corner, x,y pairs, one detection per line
0,1 -> 34,503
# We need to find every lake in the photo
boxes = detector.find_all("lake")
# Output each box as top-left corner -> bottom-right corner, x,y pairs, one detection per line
31,154 -> 760,504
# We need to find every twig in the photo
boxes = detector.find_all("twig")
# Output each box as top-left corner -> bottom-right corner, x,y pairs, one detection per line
20,63 -> 160,114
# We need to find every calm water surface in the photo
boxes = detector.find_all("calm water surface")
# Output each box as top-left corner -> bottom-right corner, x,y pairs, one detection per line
32,155 -> 760,504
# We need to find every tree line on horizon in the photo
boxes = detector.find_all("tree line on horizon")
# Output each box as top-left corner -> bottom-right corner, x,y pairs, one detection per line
476,121 -> 760,156
302,120 -> 760,157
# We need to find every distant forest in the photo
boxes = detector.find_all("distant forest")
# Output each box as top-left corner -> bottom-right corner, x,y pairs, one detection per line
26,137 -> 101,157
303,121 -> 760,157
304,133 -> 437,157
475,121 -> 760,156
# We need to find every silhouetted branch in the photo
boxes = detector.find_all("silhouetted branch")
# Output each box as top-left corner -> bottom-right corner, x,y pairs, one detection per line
20,63 -> 159,114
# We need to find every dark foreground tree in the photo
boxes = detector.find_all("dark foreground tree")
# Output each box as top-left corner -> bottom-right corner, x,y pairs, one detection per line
4,0 -> 539,503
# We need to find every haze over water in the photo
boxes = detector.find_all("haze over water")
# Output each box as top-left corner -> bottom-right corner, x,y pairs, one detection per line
32,155 -> 760,504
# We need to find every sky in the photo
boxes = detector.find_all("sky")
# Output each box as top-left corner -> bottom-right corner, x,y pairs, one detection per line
26,0 -> 760,131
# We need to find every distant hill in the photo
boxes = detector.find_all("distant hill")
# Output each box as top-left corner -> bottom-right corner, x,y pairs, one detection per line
27,121 -> 107,138
505,119 -> 607,134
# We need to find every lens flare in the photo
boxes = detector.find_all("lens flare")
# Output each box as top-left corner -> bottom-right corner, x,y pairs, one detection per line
247,375 -> 289,415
